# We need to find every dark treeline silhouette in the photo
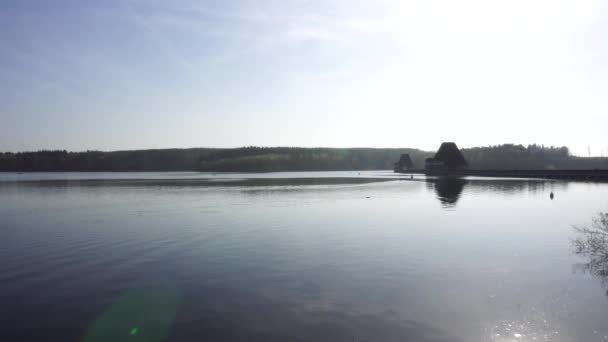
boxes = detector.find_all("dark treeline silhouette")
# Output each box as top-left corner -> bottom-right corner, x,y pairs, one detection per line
198,147 -> 427,172
0,148 -> 219,171
0,147 -> 428,172
1,144 -> 607,172
462,144 -> 608,170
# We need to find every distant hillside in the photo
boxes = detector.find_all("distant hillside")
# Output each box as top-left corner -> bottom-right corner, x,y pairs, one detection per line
1,144 -> 607,172
0,147 -> 430,172
0,148 -> 219,172
197,147 -> 429,172
461,144 -> 608,170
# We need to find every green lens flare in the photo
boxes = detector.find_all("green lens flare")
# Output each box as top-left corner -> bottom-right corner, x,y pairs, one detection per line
83,285 -> 178,342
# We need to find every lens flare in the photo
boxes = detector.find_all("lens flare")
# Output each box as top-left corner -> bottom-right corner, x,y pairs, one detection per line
83,285 -> 178,342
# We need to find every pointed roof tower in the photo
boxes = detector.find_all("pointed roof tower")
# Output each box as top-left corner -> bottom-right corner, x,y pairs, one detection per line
434,142 -> 468,169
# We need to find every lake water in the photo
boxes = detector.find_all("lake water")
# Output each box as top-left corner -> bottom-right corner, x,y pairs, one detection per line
1,171 -> 608,342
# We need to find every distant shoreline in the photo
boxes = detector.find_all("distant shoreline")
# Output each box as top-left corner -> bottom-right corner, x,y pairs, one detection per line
397,169 -> 608,181
1,145 -> 607,172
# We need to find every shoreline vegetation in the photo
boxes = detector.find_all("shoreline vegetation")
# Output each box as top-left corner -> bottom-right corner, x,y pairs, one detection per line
1,144 -> 607,172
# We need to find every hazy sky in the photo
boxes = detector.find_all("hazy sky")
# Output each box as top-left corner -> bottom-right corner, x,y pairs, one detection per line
1,0 -> 607,155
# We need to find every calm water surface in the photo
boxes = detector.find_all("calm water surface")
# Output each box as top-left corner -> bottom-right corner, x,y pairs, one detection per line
1,172 -> 608,342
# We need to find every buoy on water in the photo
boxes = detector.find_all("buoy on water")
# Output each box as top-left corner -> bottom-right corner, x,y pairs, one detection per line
550,192 -> 554,200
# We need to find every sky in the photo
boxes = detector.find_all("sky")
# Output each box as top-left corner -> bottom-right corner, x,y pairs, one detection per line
1,0 -> 607,155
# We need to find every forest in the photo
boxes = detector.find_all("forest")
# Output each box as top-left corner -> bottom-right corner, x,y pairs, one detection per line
0,148 -> 218,172
1,144 -> 607,172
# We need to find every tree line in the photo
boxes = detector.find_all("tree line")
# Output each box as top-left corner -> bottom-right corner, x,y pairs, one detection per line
0,148 -> 218,171
197,147 -> 427,172
0,144 -> 606,172
462,144 -> 608,170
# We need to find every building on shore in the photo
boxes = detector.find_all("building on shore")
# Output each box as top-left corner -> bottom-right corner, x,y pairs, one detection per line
425,142 -> 468,171
394,154 -> 414,172
424,158 -> 445,170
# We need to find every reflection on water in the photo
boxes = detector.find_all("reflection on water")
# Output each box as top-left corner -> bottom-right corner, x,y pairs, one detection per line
0,177 -> 395,189
428,177 -> 467,207
426,177 -> 570,208
485,310 -> 558,342
572,211 -> 608,296
1,172 -> 608,342
169,285 -> 462,342
462,179 -> 568,195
